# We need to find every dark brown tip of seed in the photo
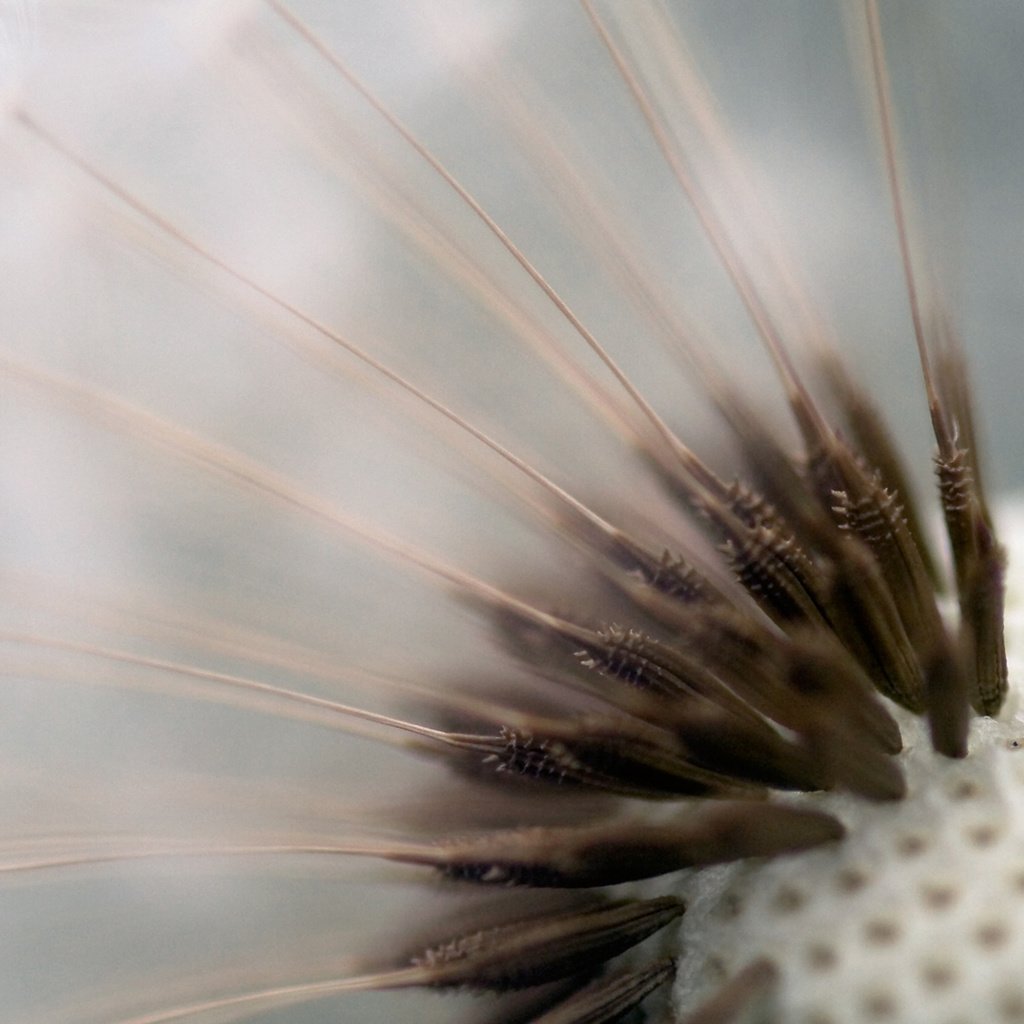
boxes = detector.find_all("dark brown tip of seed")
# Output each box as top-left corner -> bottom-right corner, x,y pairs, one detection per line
923,628 -> 971,758
668,703 -> 830,792
528,957 -> 676,1024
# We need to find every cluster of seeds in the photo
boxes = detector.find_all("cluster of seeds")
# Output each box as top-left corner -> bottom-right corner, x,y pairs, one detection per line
3,3 -> 1019,1024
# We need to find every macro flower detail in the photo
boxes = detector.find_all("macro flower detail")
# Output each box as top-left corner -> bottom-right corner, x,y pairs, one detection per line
3,3 -> 1024,1024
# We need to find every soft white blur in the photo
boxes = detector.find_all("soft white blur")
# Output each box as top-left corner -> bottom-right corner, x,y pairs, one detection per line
0,2 -> 1022,1022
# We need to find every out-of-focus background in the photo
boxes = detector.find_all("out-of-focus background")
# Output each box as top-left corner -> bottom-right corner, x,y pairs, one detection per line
1,2 -> 1023,1022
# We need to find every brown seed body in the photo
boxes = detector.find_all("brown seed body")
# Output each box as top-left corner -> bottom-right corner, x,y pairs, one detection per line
416,803 -> 844,888
529,957 -> 676,1024
409,897 -> 686,992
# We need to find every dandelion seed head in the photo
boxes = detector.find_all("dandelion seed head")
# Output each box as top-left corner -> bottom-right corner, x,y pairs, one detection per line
4,3 -> 1024,1024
